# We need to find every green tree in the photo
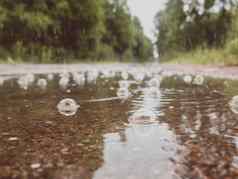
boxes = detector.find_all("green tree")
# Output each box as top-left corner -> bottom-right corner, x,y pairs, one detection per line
155,0 -> 236,56
0,0 -> 153,62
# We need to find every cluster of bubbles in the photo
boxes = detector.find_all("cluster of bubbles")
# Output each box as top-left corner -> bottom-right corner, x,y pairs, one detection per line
183,74 -> 204,85
117,72 -> 132,99
12,71 -> 85,91
53,66 -> 164,116
17,74 -> 36,90
4,64 -> 238,120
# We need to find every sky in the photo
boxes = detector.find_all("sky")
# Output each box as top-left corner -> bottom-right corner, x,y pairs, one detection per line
128,0 -> 167,41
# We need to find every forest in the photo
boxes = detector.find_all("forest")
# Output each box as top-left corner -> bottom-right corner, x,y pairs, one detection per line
0,0 -> 153,63
155,0 -> 238,65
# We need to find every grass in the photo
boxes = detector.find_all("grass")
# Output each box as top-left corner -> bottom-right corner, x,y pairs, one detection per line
0,57 -> 145,64
161,48 -> 238,66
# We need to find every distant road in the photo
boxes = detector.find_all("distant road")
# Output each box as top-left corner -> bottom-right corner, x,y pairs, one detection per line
0,63 -> 238,80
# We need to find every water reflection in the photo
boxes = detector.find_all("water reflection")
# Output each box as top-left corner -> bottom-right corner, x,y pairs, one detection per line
0,71 -> 238,179
94,124 -> 178,179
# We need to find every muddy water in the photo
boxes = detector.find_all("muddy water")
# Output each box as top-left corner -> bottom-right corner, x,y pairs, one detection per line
0,71 -> 238,179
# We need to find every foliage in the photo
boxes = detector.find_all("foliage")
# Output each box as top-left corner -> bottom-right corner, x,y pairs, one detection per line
0,0 -> 153,63
160,47 -> 238,66
155,0 -> 238,61
225,38 -> 238,56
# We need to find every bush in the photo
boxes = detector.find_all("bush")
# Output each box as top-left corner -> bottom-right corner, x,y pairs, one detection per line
12,41 -> 27,61
96,44 -> 115,61
225,38 -> 238,56
122,49 -> 134,61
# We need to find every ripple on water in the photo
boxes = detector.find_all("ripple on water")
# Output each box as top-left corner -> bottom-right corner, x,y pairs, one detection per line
0,69 -> 238,179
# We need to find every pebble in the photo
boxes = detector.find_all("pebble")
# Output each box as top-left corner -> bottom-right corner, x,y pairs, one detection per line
31,163 -> 41,169
8,137 -> 19,141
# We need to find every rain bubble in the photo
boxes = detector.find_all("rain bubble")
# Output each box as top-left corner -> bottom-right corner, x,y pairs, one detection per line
183,75 -> 193,84
25,73 -> 35,84
87,70 -> 98,83
148,78 -> 160,88
193,75 -> 204,85
229,96 -> 238,114
73,73 -> 85,86
47,74 -> 54,81
0,77 -> 5,86
57,98 -> 80,116
117,88 -> 131,99
18,76 -> 29,90
59,76 -> 69,89
37,78 -> 47,90
121,71 -> 129,80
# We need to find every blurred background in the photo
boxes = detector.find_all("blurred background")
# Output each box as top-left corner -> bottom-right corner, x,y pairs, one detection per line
0,0 -> 238,65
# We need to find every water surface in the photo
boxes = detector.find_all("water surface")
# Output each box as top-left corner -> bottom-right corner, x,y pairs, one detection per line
0,68 -> 238,179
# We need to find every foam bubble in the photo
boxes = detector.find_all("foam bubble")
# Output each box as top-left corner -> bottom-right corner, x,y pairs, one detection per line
183,75 -> 193,84
57,98 -> 80,116
230,96 -> 238,114
37,78 -> 47,90
193,75 -> 204,85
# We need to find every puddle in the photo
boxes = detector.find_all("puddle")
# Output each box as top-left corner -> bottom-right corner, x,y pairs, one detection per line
0,66 -> 238,179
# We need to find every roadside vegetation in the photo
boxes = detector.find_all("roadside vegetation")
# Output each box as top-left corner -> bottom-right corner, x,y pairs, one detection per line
0,0 -> 153,63
155,0 -> 238,66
